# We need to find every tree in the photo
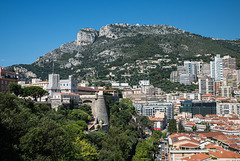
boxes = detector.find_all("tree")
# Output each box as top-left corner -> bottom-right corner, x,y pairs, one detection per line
168,118 -> 177,134
205,123 -> 211,132
19,117 -> 66,160
72,138 -> 99,161
192,125 -> 197,131
178,122 -> 185,133
22,86 -> 48,101
132,139 -> 154,161
8,83 -> 23,96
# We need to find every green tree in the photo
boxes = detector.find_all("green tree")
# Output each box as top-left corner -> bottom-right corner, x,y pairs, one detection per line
192,125 -> 197,131
68,109 -> 91,122
22,86 -> 48,101
178,122 -> 185,133
168,118 -> 177,134
19,117 -> 66,160
132,139 -> 154,161
72,138 -> 99,161
8,83 -> 23,96
205,123 -> 211,132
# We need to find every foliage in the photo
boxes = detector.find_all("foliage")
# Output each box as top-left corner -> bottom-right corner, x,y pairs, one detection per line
9,83 -> 23,96
68,109 -> 92,122
19,117 -> 66,160
72,138 -> 99,161
79,104 -> 92,115
0,93 -> 154,161
192,125 -> 197,131
205,123 -> 211,132
168,118 -> 177,134
178,122 -> 185,133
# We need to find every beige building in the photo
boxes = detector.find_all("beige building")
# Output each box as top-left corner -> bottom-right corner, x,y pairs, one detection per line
217,102 -> 240,115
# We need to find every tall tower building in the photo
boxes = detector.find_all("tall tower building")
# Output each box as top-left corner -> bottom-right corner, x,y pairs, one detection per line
210,54 -> 223,81
184,61 -> 201,80
222,55 -> 237,69
199,77 -> 215,95
47,74 -> 61,97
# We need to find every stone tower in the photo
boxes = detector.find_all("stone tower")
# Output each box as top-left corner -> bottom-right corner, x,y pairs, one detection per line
95,91 -> 109,125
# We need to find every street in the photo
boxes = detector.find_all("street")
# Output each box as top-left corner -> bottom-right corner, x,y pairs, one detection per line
156,140 -> 168,160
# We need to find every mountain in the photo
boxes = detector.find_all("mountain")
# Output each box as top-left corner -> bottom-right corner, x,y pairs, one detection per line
7,23 -> 240,86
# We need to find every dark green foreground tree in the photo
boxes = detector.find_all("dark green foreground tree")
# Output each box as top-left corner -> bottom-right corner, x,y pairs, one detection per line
168,118 -> 177,134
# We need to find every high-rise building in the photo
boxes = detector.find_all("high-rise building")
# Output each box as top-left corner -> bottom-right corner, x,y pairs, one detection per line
201,63 -> 211,76
226,73 -> 238,90
180,74 -> 194,85
184,61 -> 201,80
222,55 -> 237,70
199,77 -> 215,95
217,102 -> 240,115
210,54 -> 223,81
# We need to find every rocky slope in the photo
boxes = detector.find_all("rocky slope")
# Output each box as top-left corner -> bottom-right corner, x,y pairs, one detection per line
8,23 -> 240,82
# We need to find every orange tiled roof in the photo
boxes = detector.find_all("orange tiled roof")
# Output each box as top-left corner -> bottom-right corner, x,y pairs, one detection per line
197,131 -> 223,138
205,143 -> 224,150
149,118 -> 164,121
202,94 -> 215,97
181,153 -> 211,161
209,150 -> 240,158
180,143 -> 199,147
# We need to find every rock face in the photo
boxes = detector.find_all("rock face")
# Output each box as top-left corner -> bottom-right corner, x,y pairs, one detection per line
13,66 -> 37,79
76,28 -> 99,46
99,25 -> 118,39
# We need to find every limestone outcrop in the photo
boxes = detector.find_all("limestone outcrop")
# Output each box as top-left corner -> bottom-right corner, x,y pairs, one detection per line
76,28 -> 99,46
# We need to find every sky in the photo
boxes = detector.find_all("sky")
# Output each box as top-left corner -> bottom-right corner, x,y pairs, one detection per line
0,0 -> 240,67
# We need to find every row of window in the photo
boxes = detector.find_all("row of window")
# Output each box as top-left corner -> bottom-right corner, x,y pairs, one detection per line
1,80 -> 8,84
1,85 -> 8,91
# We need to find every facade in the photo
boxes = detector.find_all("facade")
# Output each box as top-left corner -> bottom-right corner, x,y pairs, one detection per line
210,54 -> 223,81
149,111 -> 166,130
170,71 -> 180,82
201,63 -> 211,76
198,77 -> 215,95
47,74 -> 80,109
226,73 -> 238,90
217,103 -> 240,115
184,61 -> 201,80
59,75 -> 78,94
217,86 -> 232,98
180,74 -> 195,85
222,55 -> 237,70
111,82 -> 130,89
141,102 -> 174,121
139,80 -> 150,86
0,67 -> 18,92
180,100 -> 216,117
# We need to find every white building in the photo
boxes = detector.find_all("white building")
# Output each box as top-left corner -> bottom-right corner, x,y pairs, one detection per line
210,54 -> 223,81
217,102 -> 240,115
184,61 -> 201,80
180,74 -> 195,85
47,74 -> 80,109
139,80 -> 150,86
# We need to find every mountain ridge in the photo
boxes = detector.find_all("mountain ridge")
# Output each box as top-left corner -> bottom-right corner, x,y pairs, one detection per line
7,23 -> 240,84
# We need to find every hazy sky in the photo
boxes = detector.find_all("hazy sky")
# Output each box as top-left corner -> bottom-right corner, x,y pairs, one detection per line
0,0 -> 239,67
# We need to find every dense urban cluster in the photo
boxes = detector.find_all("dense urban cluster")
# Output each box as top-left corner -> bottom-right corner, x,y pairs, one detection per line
1,54 -> 240,160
